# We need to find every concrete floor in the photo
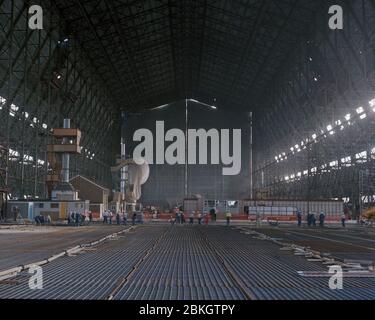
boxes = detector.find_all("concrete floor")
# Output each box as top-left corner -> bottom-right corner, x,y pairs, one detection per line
0,224 -> 374,300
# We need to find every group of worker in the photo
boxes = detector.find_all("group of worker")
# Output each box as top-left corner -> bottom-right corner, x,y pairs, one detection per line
297,210 -> 347,227
67,211 -> 93,226
102,210 -> 114,224
102,210 -> 140,226
65,210 -> 141,226
172,210 -> 204,225
296,210 -> 326,227
34,214 -> 51,225
170,208 -> 233,226
171,209 -> 207,225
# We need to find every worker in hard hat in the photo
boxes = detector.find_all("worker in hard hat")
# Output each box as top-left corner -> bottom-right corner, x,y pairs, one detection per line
225,211 -> 232,226
175,210 -> 180,224
297,209 -> 302,227
341,213 -> 346,228
319,211 -> 325,227
181,210 -> 186,224
197,211 -> 202,225
102,210 -> 108,224
189,211 -> 195,224
204,212 -> 210,225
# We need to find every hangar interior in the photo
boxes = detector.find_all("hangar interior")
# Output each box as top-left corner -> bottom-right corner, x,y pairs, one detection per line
0,0 -> 374,302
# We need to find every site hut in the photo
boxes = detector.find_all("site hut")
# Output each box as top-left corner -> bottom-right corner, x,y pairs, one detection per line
7,199 -> 89,222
